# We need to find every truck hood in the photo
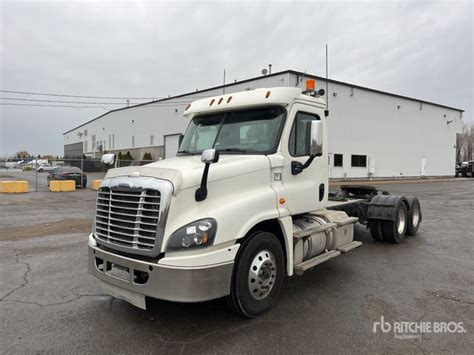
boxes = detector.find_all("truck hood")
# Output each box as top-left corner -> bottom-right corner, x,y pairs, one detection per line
105,155 -> 270,194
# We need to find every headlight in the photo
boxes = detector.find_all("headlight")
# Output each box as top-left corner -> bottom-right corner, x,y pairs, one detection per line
166,218 -> 217,251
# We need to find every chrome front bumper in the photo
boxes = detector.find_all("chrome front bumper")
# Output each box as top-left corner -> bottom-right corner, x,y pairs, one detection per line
88,242 -> 235,308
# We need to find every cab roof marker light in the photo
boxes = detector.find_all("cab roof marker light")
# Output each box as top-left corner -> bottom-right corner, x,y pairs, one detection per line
185,104 -> 191,111
227,96 -> 232,103
265,91 -> 271,98
209,99 -> 215,106
218,97 -> 223,105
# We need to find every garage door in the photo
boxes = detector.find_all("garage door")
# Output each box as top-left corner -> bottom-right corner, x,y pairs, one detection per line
164,134 -> 181,159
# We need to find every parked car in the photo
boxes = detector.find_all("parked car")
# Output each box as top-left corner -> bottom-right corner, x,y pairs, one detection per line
36,164 -> 56,172
47,166 -> 87,188
457,161 -> 474,177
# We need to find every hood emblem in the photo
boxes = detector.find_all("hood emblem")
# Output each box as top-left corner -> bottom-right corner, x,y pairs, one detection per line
131,171 -> 140,177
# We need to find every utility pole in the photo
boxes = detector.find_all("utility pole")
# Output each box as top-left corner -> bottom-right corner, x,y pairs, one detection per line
326,44 -> 329,110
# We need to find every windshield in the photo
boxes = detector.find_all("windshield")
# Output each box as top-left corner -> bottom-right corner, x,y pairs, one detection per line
178,106 -> 286,155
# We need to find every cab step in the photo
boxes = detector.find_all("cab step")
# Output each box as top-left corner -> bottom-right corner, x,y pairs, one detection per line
337,241 -> 362,253
294,250 -> 341,275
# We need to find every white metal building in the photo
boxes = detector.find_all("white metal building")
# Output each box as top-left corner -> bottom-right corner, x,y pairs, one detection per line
63,70 -> 464,179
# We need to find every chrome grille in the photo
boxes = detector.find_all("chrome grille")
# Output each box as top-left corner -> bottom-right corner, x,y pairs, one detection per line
95,186 -> 161,250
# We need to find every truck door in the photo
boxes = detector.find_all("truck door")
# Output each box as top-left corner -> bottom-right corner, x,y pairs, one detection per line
281,103 -> 328,215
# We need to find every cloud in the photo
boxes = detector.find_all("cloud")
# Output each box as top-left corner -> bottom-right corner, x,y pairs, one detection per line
0,0 -> 472,156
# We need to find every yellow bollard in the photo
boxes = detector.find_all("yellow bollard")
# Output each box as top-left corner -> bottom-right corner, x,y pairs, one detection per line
91,180 -> 102,191
0,181 -> 29,193
49,180 -> 76,192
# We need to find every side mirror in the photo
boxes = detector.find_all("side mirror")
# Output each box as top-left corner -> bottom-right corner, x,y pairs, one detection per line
309,120 -> 323,157
101,153 -> 116,166
201,149 -> 220,164
292,120 -> 323,175
195,149 -> 219,202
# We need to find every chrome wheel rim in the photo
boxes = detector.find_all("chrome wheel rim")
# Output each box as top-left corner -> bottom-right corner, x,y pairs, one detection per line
412,204 -> 420,227
248,250 -> 277,300
397,207 -> 406,235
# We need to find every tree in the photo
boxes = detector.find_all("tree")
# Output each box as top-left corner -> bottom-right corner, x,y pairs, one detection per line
457,123 -> 474,162
15,151 -> 30,158
143,152 -> 153,160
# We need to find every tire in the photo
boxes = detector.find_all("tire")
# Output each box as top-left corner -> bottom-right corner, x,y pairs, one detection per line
382,202 -> 408,243
226,231 -> 284,318
406,196 -> 422,236
38,169 -> 43,172
368,219 -> 383,241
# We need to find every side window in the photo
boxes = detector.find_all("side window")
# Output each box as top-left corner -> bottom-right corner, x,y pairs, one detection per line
334,154 -> 343,167
289,112 -> 320,157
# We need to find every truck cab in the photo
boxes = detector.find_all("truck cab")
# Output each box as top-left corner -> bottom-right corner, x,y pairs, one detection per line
89,84 -> 421,317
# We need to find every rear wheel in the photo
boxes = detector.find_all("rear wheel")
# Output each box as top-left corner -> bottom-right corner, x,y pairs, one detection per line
406,196 -> 422,236
226,231 -> 284,318
368,220 -> 383,241
382,203 -> 408,243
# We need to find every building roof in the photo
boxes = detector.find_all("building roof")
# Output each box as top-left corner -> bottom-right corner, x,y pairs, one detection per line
63,69 -> 464,134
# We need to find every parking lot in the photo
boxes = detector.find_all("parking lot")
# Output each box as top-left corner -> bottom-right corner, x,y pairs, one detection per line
1,179 -> 473,354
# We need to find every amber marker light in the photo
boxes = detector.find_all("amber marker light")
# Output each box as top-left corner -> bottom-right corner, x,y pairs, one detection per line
306,79 -> 316,91
279,197 -> 286,205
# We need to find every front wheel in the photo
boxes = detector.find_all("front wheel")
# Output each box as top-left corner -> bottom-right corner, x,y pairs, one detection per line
226,231 -> 284,318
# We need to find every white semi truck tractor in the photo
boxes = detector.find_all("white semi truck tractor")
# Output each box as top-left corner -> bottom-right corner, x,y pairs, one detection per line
89,81 -> 422,317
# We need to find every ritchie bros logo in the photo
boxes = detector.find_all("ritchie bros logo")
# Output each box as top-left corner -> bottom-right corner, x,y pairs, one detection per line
373,316 -> 466,339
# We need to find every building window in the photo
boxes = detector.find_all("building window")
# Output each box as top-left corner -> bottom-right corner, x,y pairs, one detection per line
108,135 -> 111,150
112,134 -> 115,149
84,129 -> 87,137
334,154 -> 343,167
91,135 -> 96,150
150,135 -> 154,145
289,112 -> 320,157
351,155 -> 367,167
132,136 -> 135,147
83,141 -> 88,152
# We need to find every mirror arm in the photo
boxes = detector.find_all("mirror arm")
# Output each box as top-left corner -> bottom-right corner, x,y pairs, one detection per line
195,163 -> 211,201
291,154 -> 319,175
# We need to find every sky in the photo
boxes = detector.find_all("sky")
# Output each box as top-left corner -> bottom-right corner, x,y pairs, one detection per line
0,0 -> 472,157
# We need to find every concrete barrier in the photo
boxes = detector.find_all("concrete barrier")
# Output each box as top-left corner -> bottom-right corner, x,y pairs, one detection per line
49,180 -> 76,192
0,181 -> 29,193
91,180 -> 103,191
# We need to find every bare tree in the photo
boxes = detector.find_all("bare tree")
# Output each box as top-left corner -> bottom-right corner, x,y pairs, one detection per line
458,123 -> 474,162
466,125 -> 473,161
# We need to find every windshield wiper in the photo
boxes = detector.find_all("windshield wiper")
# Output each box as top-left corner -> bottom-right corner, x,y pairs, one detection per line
218,148 -> 248,154
177,150 -> 195,155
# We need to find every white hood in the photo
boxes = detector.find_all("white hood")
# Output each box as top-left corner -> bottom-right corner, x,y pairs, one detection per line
105,155 -> 270,194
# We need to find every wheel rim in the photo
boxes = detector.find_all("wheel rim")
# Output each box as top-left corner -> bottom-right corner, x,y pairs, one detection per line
397,207 -> 406,235
248,250 -> 277,300
412,204 -> 420,228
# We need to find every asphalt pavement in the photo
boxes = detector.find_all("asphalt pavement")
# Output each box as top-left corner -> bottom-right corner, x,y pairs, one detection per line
1,179 -> 473,354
